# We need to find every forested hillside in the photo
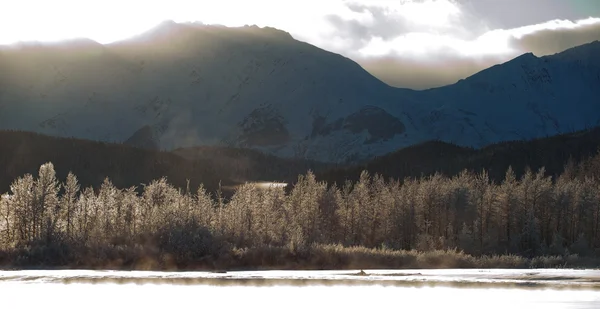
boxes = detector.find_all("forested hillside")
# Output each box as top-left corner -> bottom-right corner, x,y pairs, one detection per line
0,130 -> 331,194
172,146 -> 335,184
318,127 -> 600,184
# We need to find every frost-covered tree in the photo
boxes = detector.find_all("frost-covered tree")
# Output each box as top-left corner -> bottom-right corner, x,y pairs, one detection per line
458,222 -> 475,254
195,184 -> 215,229
285,171 -> 327,246
74,187 -> 98,244
1,160 -> 599,267
34,163 -> 60,243
521,207 -> 542,256
62,172 -> 80,240
98,178 -> 118,241
0,194 -> 13,246
140,177 -> 179,233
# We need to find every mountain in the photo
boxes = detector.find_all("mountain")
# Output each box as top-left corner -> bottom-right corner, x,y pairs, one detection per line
317,127 -> 600,185
1,21 -> 599,163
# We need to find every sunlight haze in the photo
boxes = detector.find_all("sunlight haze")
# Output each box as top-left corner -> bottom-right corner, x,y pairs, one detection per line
2,0 -> 600,89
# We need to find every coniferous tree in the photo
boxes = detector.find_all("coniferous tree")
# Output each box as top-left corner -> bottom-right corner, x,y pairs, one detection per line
62,172 -> 80,241
549,233 -> 566,255
10,174 -> 35,244
33,163 -> 60,243
195,184 -> 216,229
349,171 -> 372,246
335,180 -> 355,246
0,194 -> 13,246
458,222 -> 475,254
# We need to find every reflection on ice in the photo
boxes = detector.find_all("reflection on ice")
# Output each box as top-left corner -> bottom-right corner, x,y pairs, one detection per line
1,269 -> 600,309
2,281 -> 600,309
1,268 -> 600,288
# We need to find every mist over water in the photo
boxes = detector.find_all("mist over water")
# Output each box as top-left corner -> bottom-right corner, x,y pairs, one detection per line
2,270 -> 600,309
3,282 -> 599,309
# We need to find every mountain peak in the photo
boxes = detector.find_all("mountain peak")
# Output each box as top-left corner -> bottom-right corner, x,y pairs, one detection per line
256,26 -> 294,39
122,21 -> 295,45
130,20 -> 189,42
515,52 -> 537,61
218,24 -> 294,40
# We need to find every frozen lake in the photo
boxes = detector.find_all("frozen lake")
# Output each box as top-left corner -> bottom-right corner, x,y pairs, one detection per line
2,269 -> 600,308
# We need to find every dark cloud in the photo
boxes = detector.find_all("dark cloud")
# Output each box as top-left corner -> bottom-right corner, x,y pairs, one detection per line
357,55 -> 507,90
324,15 -> 371,49
323,1 -> 481,52
324,4 -> 411,50
343,3 -> 412,39
510,21 -> 600,56
326,1 -> 488,44
460,0 -> 600,29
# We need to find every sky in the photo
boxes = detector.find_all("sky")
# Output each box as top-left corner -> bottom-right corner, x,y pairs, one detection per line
1,0 -> 600,89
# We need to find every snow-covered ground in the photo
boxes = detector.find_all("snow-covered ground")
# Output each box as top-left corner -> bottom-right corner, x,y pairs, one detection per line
2,268 -> 600,286
1,269 -> 599,308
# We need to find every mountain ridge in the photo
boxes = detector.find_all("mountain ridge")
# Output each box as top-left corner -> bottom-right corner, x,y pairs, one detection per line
0,22 -> 599,163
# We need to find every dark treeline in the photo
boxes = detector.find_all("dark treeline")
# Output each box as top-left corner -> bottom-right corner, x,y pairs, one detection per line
2,127 -> 600,197
0,130 -> 222,193
0,130 -> 332,195
172,146 -> 335,184
318,127 -> 600,184
1,156 -> 600,270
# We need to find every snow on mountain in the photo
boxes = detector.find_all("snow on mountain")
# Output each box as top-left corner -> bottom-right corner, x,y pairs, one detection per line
0,22 -> 598,163
417,42 -> 600,148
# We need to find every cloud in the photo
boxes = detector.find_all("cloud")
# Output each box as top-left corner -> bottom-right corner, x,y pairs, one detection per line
354,18 -> 600,90
317,1 -> 600,90
509,18 -> 600,56
318,0 -> 488,55
310,0 -> 508,89
357,55 -> 505,90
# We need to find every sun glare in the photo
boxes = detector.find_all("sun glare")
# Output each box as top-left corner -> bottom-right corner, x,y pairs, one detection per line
0,0 -> 330,45
0,0 -> 169,44
397,0 -> 461,27
1,0 -> 598,61
0,0 -> 462,46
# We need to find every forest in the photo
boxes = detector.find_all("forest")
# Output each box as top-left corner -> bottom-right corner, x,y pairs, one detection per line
0,130 -> 334,195
1,152 -> 600,270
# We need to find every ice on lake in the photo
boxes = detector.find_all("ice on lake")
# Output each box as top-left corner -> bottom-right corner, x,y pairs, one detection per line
2,269 -> 600,309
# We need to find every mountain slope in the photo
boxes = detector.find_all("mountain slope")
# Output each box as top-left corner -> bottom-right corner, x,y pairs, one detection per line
0,22 -> 599,162
317,127 -> 600,184
417,44 -> 600,147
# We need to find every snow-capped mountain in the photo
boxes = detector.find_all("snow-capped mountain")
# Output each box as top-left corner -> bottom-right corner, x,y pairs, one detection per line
1,21 -> 599,163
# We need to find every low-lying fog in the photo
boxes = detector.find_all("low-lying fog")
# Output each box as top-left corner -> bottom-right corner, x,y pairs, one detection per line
2,269 -> 600,308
